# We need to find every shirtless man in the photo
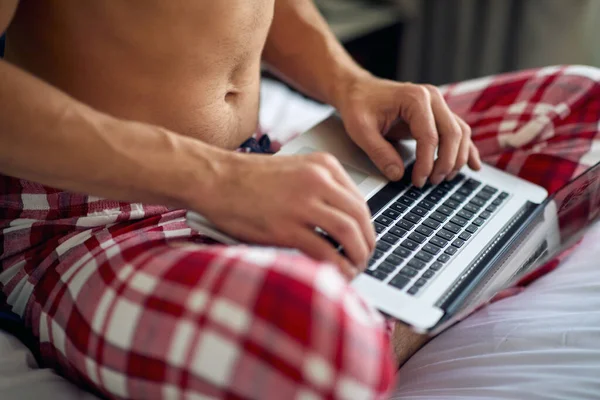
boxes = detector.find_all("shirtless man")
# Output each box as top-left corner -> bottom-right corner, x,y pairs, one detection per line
0,1 -> 481,398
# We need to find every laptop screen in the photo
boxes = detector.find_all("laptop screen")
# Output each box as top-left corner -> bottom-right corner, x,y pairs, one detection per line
546,160 -> 600,249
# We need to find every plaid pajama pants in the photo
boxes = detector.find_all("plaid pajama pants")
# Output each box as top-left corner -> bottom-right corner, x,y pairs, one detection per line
1,65 -> 599,400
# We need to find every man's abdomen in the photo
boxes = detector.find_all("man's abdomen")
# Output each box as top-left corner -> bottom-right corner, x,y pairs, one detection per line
5,0 -> 273,149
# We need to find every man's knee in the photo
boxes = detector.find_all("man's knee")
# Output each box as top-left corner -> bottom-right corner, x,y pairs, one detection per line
207,246 -> 396,397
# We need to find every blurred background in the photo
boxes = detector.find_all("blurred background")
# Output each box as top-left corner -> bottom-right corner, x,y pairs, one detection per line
315,0 -> 600,85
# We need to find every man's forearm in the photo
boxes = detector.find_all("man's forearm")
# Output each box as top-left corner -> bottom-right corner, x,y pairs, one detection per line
0,59 -> 226,209
262,0 -> 370,108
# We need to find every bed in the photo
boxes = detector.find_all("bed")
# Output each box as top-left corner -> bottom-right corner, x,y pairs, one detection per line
1,79 -> 599,400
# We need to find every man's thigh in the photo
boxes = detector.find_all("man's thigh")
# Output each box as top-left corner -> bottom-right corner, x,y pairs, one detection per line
393,221 -> 600,400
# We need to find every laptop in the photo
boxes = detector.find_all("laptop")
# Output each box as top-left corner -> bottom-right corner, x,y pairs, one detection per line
187,115 -> 600,335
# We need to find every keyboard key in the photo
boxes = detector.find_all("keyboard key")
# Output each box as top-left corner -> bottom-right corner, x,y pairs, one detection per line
401,239 -> 419,251
405,189 -> 422,200
411,207 -> 428,218
480,211 -> 492,219
470,197 -> 487,207
459,232 -> 472,241
415,251 -> 434,263
377,262 -> 396,273
374,222 -> 386,234
423,243 -> 441,255
423,218 -> 442,230
457,186 -> 473,196
425,193 -> 443,204
437,205 -> 454,216
404,213 -> 422,224
437,254 -> 451,263
452,239 -> 465,248
463,203 -> 480,214
416,225 -> 434,237
444,199 -> 461,209
445,246 -> 458,255
393,247 -> 412,258
430,262 -> 444,271
407,259 -> 427,270
466,224 -> 479,234
389,274 -> 410,289
450,216 -> 468,227
482,185 -> 498,194
407,286 -> 420,295
443,222 -> 461,234
398,196 -> 414,206
430,212 -> 448,223
386,254 -> 404,266
436,229 -> 455,241
365,269 -> 388,280
432,188 -> 448,198
486,205 -> 497,213
439,181 -> 455,191
399,266 -> 419,278
499,191 -> 509,199
376,241 -> 391,251
375,215 -> 393,226
368,259 -> 376,267
373,249 -> 385,260
448,172 -> 465,184
396,219 -> 414,231
423,270 -> 435,279
476,191 -> 493,201
389,227 -> 408,238
390,202 -> 408,213
418,199 -> 435,210
472,218 -> 485,226
457,209 -> 474,220
408,232 -> 427,244
463,178 -> 481,190
381,233 -> 401,245
492,198 -> 503,206
383,209 -> 400,220
429,236 -> 448,248
450,193 -> 467,203
414,278 -> 428,287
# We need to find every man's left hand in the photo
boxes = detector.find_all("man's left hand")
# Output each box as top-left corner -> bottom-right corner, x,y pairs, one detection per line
334,75 -> 482,187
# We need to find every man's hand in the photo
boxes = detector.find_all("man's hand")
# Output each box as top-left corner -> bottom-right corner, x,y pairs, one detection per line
335,75 -> 482,187
194,152 -> 376,279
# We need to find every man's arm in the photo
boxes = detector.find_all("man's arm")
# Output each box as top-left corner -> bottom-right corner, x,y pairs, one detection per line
263,0 -> 481,186
0,2 -> 375,276
262,0 -> 364,109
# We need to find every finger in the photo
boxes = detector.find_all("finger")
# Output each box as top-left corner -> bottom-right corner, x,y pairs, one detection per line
468,142 -> 482,171
400,86 -> 438,187
447,115 -> 471,180
427,87 -> 462,185
292,227 -> 359,280
325,182 -> 376,253
346,118 -> 406,181
310,152 -> 364,204
309,204 -> 370,268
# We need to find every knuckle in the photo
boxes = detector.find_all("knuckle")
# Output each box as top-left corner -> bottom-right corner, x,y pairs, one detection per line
302,164 -> 328,184
315,152 -> 340,169
408,84 -> 430,102
423,131 -> 439,147
423,84 -> 442,97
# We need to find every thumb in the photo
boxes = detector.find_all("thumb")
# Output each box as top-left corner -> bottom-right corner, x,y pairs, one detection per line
348,121 -> 406,181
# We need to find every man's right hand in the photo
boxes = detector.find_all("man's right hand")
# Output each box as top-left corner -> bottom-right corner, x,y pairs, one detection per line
194,151 -> 376,279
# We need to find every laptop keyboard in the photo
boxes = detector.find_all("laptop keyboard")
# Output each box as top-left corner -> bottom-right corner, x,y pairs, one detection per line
366,173 -> 510,296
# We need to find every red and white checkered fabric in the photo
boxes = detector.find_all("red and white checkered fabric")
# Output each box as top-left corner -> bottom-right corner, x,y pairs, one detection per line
1,65 -> 599,400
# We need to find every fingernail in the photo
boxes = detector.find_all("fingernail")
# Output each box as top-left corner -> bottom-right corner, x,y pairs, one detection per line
414,176 -> 427,188
431,173 -> 445,185
385,165 -> 402,181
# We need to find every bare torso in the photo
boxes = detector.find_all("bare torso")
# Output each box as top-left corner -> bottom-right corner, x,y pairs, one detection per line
5,0 -> 274,149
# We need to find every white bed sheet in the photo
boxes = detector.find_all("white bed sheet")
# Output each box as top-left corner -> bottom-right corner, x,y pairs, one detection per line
393,221 -> 600,400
